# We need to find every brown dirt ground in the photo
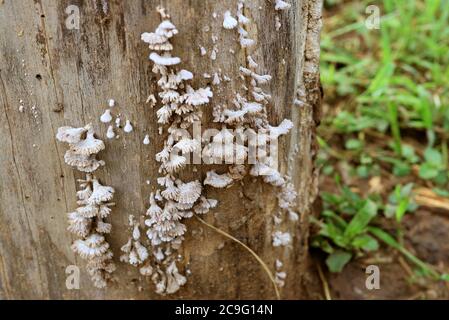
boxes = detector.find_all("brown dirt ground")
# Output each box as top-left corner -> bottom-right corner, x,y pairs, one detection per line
308,210 -> 449,299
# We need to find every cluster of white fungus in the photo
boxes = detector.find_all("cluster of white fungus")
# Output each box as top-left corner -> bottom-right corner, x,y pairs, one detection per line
140,13 -> 218,295
56,124 -> 105,172
56,125 -> 116,288
213,0 -> 297,288
120,215 -> 149,267
236,1 -> 254,48
99,99 -> 134,140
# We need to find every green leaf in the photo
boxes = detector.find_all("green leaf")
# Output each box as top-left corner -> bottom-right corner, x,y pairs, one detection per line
419,163 -> 439,179
393,161 -> 411,177
352,234 -> 379,251
424,148 -> 443,167
345,138 -> 364,150
401,145 -> 418,163
344,200 -> 378,239
368,227 -> 440,279
440,274 -> 449,282
356,165 -> 370,178
311,237 -> 334,254
322,165 -> 334,176
326,250 -> 352,273
384,204 -> 396,219
396,198 -> 409,222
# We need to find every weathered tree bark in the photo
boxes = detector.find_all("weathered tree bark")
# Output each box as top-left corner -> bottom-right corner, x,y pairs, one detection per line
0,0 -> 322,299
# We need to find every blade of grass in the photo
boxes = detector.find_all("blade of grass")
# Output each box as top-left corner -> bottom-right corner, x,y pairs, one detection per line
368,226 -> 440,278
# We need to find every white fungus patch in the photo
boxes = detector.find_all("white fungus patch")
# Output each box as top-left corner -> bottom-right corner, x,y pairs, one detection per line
275,0 -> 291,10
124,120 -> 133,133
56,125 -> 116,288
149,52 -> 181,66
223,10 -> 238,29
204,170 -> 233,188
146,94 -> 157,107
106,125 -> 115,139
272,231 -> 292,247
210,46 -> 217,61
120,215 -> 149,268
212,73 -> 221,86
100,109 -> 112,123
139,11 -> 217,295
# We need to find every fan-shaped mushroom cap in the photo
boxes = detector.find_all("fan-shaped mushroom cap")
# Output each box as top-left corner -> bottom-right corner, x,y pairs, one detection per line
204,170 -> 233,188
56,126 -> 87,144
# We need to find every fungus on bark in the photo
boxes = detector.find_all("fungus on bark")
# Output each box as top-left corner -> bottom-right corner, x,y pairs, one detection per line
57,125 -> 116,288
140,14 -> 217,295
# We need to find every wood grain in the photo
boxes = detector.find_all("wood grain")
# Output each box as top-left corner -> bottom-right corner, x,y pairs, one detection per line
0,0 -> 322,299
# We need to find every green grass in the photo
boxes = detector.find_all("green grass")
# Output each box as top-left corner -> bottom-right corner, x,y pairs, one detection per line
314,0 -> 449,278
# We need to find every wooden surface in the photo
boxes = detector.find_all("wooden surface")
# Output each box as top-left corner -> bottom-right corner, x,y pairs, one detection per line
0,0 -> 322,299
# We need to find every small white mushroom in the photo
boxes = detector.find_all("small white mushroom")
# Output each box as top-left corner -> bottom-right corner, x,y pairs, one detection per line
106,125 -> 115,139
124,120 -> 133,133
247,56 -> 258,69
272,231 -> 291,247
108,99 -> 115,107
143,134 -> 150,145
177,69 -> 193,81
275,259 -> 283,270
204,171 -> 233,188
212,73 -> 221,85
210,47 -> 217,61
146,94 -> 157,106
115,117 -> 121,128
240,37 -> 255,48
275,0 -> 291,10
238,13 -> 250,25
100,109 -> 112,123
223,10 -> 238,29
149,52 -> 181,66
200,46 -> 207,56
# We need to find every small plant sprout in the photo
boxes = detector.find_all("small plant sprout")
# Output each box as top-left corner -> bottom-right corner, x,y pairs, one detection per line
100,109 -> 112,123
223,10 -> 238,29
56,125 -> 116,288
124,120 -> 133,133
108,99 -> 115,107
106,125 -> 115,139
143,134 -> 150,145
